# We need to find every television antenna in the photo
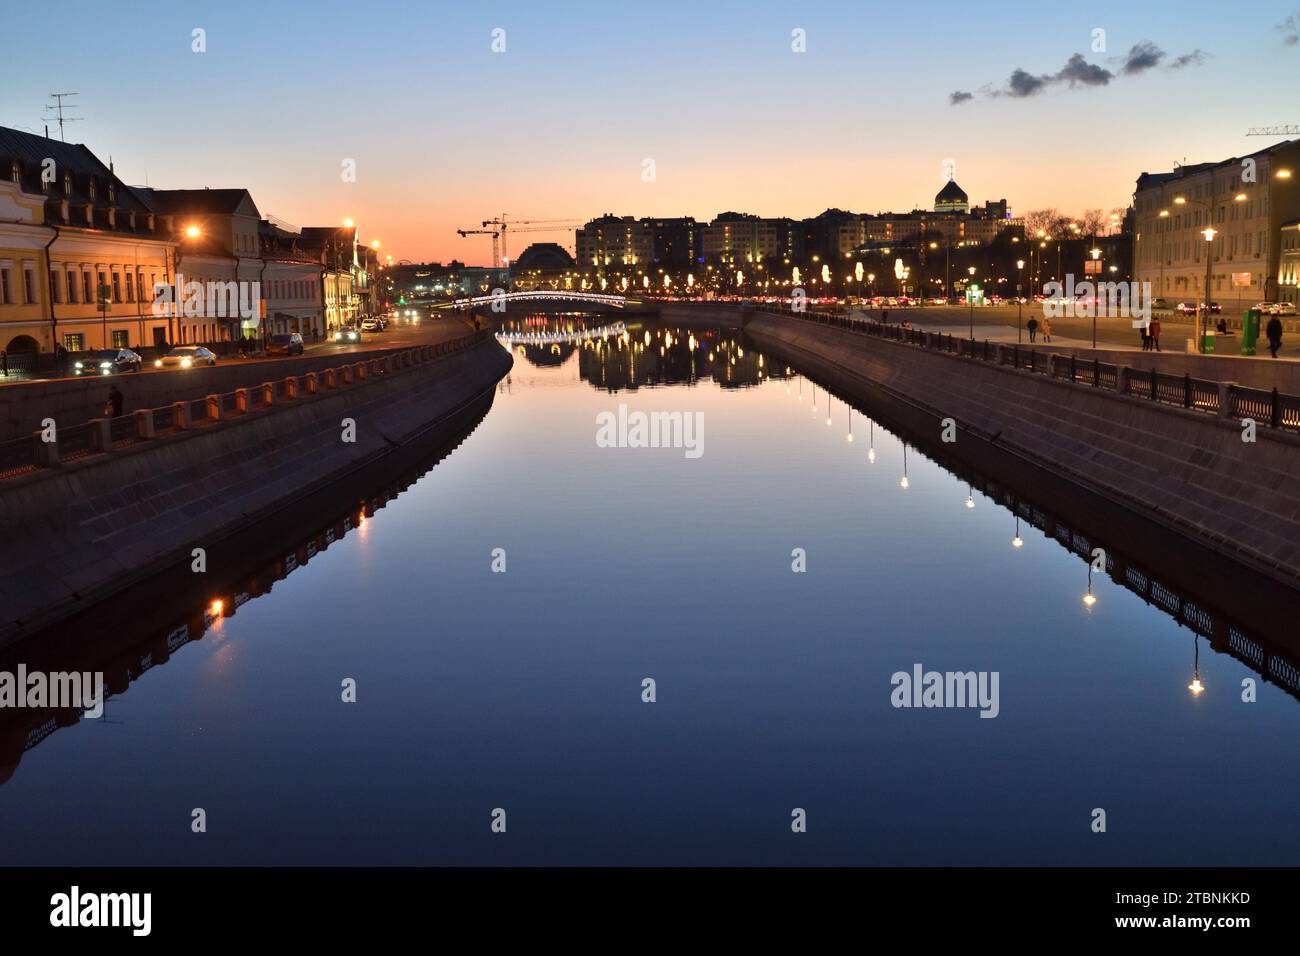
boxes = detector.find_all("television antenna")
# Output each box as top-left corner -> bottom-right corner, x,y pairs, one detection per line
44,92 -> 83,141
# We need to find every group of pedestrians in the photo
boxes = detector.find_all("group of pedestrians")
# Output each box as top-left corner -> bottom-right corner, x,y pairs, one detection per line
1025,317 -> 1051,343
1140,319 -> 1162,351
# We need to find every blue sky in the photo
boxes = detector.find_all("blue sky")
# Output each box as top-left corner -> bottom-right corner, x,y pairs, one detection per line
3,0 -> 1297,261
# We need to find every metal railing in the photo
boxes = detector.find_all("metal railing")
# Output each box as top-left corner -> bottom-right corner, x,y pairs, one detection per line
763,306 -> 1300,433
0,330 -> 489,481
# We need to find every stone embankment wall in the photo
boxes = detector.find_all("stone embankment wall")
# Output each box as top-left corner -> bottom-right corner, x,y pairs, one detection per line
0,336 -> 512,640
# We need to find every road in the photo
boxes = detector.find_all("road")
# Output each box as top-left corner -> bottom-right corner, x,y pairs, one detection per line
0,315 -> 477,388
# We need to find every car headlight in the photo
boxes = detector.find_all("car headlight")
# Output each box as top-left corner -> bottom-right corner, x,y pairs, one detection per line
181,357 -> 192,368
155,359 -> 163,367
75,361 -> 84,369
99,362 -> 112,368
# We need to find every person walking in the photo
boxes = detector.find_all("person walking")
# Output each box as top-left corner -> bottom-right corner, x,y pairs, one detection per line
1140,323 -> 1150,351
1266,315 -> 1283,358
1150,317 -> 1161,352
1026,316 -> 1038,342
107,384 -> 124,418
1041,316 -> 1052,343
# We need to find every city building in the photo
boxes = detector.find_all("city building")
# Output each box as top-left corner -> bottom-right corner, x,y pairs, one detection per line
0,126 -> 175,355
259,220 -> 325,337
642,217 -> 699,267
1281,219 -> 1300,308
1133,138 -> 1300,306
576,214 -> 653,267
298,226 -> 359,332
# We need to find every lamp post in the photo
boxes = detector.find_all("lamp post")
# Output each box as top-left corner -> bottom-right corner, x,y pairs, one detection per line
1169,192 -> 1246,353
967,266 -> 977,340
1016,259 -> 1025,343
1089,247 -> 1101,347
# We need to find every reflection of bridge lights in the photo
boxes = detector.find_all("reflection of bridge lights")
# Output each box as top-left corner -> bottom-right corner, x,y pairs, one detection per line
1082,591 -> 1097,608
1188,674 -> 1205,696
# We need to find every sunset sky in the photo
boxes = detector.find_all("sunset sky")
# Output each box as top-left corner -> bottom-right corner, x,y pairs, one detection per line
5,0 -> 1299,264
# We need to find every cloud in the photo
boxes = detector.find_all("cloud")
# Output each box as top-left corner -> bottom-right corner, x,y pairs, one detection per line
1169,49 -> 1209,68
955,41 -> 1209,104
1121,41 -> 1165,74
1276,13 -> 1300,45
1056,53 -> 1114,87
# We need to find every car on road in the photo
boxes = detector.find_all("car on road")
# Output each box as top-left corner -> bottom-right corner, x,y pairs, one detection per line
333,326 -> 360,343
1176,302 -> 1198,315
266,332 -> 304,356
1256,301 -> 1298,315
1152,297 -> 1173,313
154,346 -> 217,369
1205,302 -> 1222,314
360,317 -> 382,332
73,348 -> 143,375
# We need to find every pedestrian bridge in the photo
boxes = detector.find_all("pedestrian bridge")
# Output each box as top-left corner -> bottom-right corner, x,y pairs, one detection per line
453,290 -> 629,309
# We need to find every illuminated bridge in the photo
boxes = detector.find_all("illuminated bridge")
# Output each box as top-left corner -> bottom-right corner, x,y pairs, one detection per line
452,290 -> 630,309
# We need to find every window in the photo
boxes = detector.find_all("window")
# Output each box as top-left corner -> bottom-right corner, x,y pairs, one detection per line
83,271 -> 93,302
64,173 -> 73,195
125,272 -> 134,302
51,270 -> 62,303
23,268 -> 35,305
97,270 -> 108,305
9,161 -> 19,185
112,271 -> 122,302
0,267 -> 10,304
137,271 -> 146,300
111,330 -> 129,349
88,178 -> 96,200
67,271 -> 78,303
63,333 -> 84,351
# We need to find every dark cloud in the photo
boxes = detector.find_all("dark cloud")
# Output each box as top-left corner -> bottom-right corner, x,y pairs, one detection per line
1056,53 -> 1113,87
949,90 -> 974,105
1004,68 -> 1048,98
1169,49 -> 1209,68
1276,13 -> 1299,45
1121,41 -> 1165,74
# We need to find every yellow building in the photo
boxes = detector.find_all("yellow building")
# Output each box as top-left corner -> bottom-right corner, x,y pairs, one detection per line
1,127 -> 175,355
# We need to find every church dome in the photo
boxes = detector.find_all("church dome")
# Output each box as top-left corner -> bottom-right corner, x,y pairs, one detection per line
935,179 -> 969,212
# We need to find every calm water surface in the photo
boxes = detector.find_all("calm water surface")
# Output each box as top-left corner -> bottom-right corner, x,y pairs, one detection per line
2,319 -> 1298,866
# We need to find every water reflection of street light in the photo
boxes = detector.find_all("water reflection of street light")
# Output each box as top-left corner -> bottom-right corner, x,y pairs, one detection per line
868,420 -> 876,462
1012,516 -> 1024,549
1083,564 -> 1098,608
900,445 -> 909,489
846,408 -> 854,442
967,266 -> 977,340
965,485 -> 975,509
1188,635 -> 1206,696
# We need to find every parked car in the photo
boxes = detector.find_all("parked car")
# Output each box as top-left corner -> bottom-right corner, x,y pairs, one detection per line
266,332 -> 304,356
154,346 -> 217,369
333,326 -> 360,343
73,348 -> 142,375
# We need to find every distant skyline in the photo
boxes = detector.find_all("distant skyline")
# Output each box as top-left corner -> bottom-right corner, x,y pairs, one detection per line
3,0 -> 1298,264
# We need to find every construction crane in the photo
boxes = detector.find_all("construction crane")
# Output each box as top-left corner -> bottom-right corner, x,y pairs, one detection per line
1246,125 -> 1299,136
480,215 -> 582,263
457,227 -> 502,268
458,222 -> 581,269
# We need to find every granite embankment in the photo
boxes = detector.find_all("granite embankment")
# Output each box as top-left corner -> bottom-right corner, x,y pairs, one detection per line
740,311 -> 1300,589
0,334 -> 512,641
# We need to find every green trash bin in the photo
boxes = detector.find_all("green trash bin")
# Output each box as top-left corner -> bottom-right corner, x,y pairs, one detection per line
1201,332 -> 1215,353
1240,309 -> 1260,357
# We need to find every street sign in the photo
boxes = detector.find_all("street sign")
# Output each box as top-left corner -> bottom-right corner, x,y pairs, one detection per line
1231,272 -> 1251,288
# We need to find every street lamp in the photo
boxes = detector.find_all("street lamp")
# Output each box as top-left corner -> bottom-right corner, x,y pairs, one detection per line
1172,191 -> 1246,352
967,266 -> 977,340
1089,247 -> 1102,347
1016,259 -> 1025,343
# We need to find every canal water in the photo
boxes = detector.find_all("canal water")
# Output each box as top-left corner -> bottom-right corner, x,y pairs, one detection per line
2,317 -> 1298,866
